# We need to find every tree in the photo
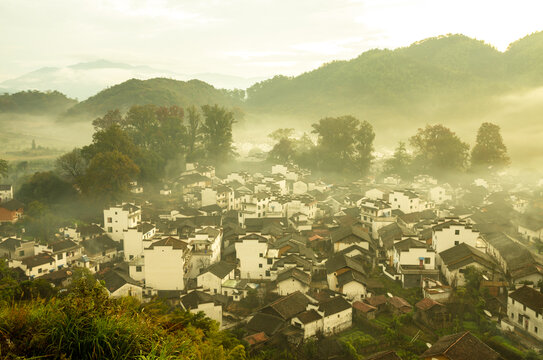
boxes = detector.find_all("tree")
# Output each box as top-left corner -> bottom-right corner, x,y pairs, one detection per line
91,109 -> 123,130
201,105 -> 236,164
268,138 -> 296,163
81,124 -> 139,161
56,148 -> 87,183
311,116 -> 374,176
81,150 -> 140,200
384,142 -> 412,178
17,171 -> 77,205
186,105 -> 202,161
0,158 -> 7,178
268,128 -> 294,142
410,124 -> 469,177
471,122 -> 510,170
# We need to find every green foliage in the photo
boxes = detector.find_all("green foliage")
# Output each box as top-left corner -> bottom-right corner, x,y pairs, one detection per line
0,275 -> 247,359
81,150 -> 140,200
383,141 -> 412,179
409,124 -> 469,177
0,158 -> 7,178
55,147 -> 87,182
310,116 -> 374,176
471,122 -> 510,170
16,171 -> 77,205
0,90 -> 77,115
201,104 -> 236,165
65,78 -> 242,119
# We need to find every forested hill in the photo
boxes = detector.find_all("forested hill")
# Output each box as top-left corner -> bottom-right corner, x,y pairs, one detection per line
245,32 -> 543,124
0,90 -> 77,115
64,77 -> 245,119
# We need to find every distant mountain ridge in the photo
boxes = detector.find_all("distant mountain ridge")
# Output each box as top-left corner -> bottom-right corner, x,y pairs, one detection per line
0,59 -> 266,100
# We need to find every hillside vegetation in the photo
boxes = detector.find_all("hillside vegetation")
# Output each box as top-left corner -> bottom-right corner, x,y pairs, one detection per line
0,90 -> 77,115
64,78 -> 244,119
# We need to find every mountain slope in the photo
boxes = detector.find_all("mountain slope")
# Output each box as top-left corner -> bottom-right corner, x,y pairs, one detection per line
0,90 -> 77,115
64,78 -> 244,119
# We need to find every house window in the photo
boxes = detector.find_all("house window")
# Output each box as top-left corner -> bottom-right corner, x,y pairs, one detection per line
58,253 -> 63,260
107,217 -> 112,223
129,255 -> 134,260
524,305 -> 527,311
535,327 -> 539,334
136,266 -> 142,272
19,250 -> 24,256
259,253 -> 263,257
108,227 -> 113,233
424,258 -> 430,264
38,268 -> 42,273
454,241 -> 459,246
267,258 -> 273,264
265,270 -> 270,277
455,230 -> 460,235
259,264 -> 262,268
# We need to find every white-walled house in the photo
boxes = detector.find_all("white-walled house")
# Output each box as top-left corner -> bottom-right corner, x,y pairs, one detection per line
103,203 -> 141,242
292,181 -> 308,195
432,218 -> 479,257
123,223 -> 156,261
235,233 -> 272,279
11,253 -> 56,278
388,190 -> 432,214
428,186 -> 452,204
196,261 -> 236,295
438,243 -> 497,287
319,296 -> 353,336
275,268 -> 311,296
187,227 -> 222,278
181,290 -> 223,327
201,188 -> 218,207
507,285 -> 543,341
144,237 -> 188,291
331,226 -> 372,253
393,238 -> 435,272
0,185 -> 13,202
365,187 -> 389,201
97,268 -> 142,300
47,239 -> 82,269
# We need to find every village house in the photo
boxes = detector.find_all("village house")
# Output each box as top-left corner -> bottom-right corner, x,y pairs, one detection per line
506,285 -> 543,341
274,267 -> 311,296
517,215 -> 543,243
421,331 -> 502,360
96,268 -> 142,300
186,226 -> 222,278
0,199 -> 24,223
331,225 -> 372,253
428,185 -> 452,204
438,243 -> 498,287
123,222 -> 156,261
0,184 -> 13,202
10,253 -> 56,278
144,237 -> 188,291
415,297 -> 447,328
81,234 -> 121,264
196,261 -> 236,295
388,189 -> 432,214
181,290 -> 223,327
431,218 -> 480,258
0,237 -> 36,259
103,203 -> 141,242
235,233 -> 273,279
47,239 -> 82,269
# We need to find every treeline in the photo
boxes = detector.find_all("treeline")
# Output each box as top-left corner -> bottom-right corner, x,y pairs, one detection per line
0,90 -> 77,115
56,104 -> 236,200
268,119 -> 509,180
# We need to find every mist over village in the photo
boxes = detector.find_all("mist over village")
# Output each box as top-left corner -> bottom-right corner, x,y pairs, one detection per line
2,1 -> 543,359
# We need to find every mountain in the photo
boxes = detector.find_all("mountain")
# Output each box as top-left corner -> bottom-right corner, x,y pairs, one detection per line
64,77 -> 244,119
0,90 -> 77,115
0,60 -> 266,100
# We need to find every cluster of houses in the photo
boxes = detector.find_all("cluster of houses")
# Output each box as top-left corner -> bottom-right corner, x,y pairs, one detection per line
2,163 -> 543,357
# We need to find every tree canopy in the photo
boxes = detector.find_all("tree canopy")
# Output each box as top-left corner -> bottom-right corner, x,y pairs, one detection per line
471,122 -> 510,170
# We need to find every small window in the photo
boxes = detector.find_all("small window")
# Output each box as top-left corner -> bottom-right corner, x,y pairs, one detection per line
129,255 -> 134,260
424,257 -> 430,264
536,327 -> 539,334
265,270 -> 270,277
38,268 -> 42,273
524,305 -> 527,311
267,258 -> 273,264
454,241 -> 459,246
259,253 -> 263,257
108,227 -> 113,233
107,217 -> 112,223
259,264 -> 262,268
136,266 -> 142,272
455,230 -> 460,235
19,250 -> 24,256
57,253 -> 63,260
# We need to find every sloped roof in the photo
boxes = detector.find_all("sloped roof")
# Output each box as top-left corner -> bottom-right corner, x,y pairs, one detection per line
261,291 -> 310,320
96,269 -> 140,293
387,296 -> 412,312
243,331 -> 269,346
509,285 -> 543,313
331,225 -> 371,244
325,253 -> 366,275
247,313 -> 286,336
378,222 -> 416,249
353,301 -> 377,313
275,268 -> 311,286
439,243 -> 496,271
318,296 -> 351,316
203,261 -> 236,279
393,237 -> 428,252
82,234 -> 120,256
49,239 -> 79,253
181,290 -> 216,309
415,297 -> 444,311
294,309 -> 322,324
366,295 -> 387,307
364,350 -> 401,360
337,269 -> 367,287
147,237 -> 187,250
272,253 -> 313,272
21,253 -> 54,268
421,331 -> 502,360
0,237 -> 23,252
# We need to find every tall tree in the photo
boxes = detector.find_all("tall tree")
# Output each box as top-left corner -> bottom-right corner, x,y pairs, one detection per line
311,116 -> 374,176
91,109 -> 123,130
384,141 -> 412,178
201,105 -> 236,164
81,151 -> 140,200
410,124 -> 469,177
81,124 -> 139,161
471,122 -> 510,170
186,105 -> 202,161
17,171 -> 77,205
56,148 -> 87,183
0,158 -> 7,178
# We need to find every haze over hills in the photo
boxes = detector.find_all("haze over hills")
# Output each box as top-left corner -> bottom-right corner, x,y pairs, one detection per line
2,32 -> 543,166
0,59 -> 266,100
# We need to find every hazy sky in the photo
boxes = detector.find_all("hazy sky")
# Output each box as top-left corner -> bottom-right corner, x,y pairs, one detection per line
1,0 -> 542,81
